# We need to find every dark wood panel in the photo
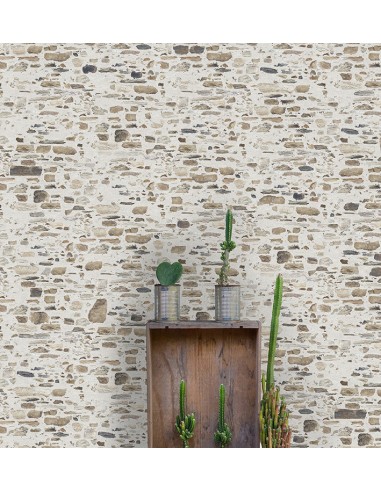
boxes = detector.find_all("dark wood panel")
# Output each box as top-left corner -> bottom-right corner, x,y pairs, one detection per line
147,323 -> 261,448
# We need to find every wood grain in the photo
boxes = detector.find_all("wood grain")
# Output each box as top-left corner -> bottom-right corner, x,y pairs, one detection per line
147,321 -> 261,448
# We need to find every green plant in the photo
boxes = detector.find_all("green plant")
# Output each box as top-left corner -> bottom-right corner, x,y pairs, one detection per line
175,379 -> 195,448
156,261 -> 183,286
259,274 -> 292,448
214,384 -> 232,448
218,209 -> 236,286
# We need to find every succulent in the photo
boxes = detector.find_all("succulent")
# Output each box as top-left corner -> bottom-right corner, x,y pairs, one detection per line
175,379 -> 195,448
218,209 -> 236,286
259,274 -> 292,448
214,384 -> 232,448
156,261 -> 183,286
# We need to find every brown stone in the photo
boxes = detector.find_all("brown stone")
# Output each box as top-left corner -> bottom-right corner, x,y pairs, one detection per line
192,174 -> 217,183
85,261 -> 102,271
354,241 -> 379,251
259,195 -> 285,205
296,207 -> 320,216
207,52 -> 232,62
288,356 -> 314,365
370,267 -> 381,277
125,234 -> 151,244
44,416 -> 71,426
51,267 -> 66,275
44,52 -> 71,61
88,299 -> 107,323
134,85 -> 158,94
53,146 -> 76,155
132,206 -> 147,214
30,312 -> 49,324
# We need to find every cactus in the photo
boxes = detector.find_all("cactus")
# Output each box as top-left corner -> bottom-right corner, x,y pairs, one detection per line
266,273 -> 283,392
156,261 -> 183,286
218,209 -> 236,286
259,274 -> 292,448
214,384 -> 232,448
175,380 -> 195,448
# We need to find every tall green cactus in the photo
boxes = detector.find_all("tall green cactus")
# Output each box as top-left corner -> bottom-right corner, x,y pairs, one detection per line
218,209 -> 236,286
175,380 -> 195,448
214,384 -> 232,448
266,273 -> 283,391
260,274 -> 292,448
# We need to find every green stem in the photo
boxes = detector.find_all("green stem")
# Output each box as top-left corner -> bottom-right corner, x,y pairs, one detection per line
266,274 -> 283,392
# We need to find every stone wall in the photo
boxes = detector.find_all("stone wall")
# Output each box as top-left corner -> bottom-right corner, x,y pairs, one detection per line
0,43 -> 380,447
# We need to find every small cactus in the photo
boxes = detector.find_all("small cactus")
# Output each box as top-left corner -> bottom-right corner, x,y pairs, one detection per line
156,261 -> 183,286
214,384 -> 232,448
175,380 -> 195,448
218,209 -> 236,286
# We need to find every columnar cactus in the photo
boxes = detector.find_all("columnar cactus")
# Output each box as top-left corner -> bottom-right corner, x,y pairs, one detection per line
218,209 -> 236,286
260,274 -> 292,448
175,379 -> 195,448
214,384 -> 232,448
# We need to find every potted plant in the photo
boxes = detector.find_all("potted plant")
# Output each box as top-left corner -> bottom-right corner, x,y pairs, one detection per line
259,274 -> 292,447
215,209 -> 240,321
155,261 -> 183,321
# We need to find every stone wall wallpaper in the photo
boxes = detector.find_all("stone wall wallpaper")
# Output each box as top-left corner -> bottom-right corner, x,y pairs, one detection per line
0,43 -> 380,448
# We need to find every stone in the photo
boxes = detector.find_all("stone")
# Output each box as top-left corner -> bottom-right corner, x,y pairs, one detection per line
260,67 -> 278,73
206,52 -> 232,62
132,206 -> 147,214
10,166 -> 42,176
354,241 -> 379,251
177,220 -> 190,228
304,420 -> 318,432
115,130 -> 128,142
370,267 -> 381,276
296,207 -> 320,216
34,190 -> 49,203
334,409 -> 366,419
88,299 -> 107,323
134,85 -> 158,94
358,433 -> 372,446
174,45 -> 189,55
85,261 -> 102,271
277,251 -> 291,263
115,373 -> 130,385
44,417 -> 71,426
30,312 -> 49,324
82,65 -> 97,73
259,195 -> 285,205
288,356 -> 314,365
344,203 -> 359,211
53,146 -> 76,155
44,52 -> 71,61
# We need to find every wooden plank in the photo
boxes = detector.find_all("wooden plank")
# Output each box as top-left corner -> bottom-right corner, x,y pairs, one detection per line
147,320 -> 260,330
147,323 -> 261,448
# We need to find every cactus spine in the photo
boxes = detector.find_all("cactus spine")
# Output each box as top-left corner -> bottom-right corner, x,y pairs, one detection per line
175,380 -> 195,448
259,274 -> 292,448
214,384 -> 232,448
218,209 -> 236,286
